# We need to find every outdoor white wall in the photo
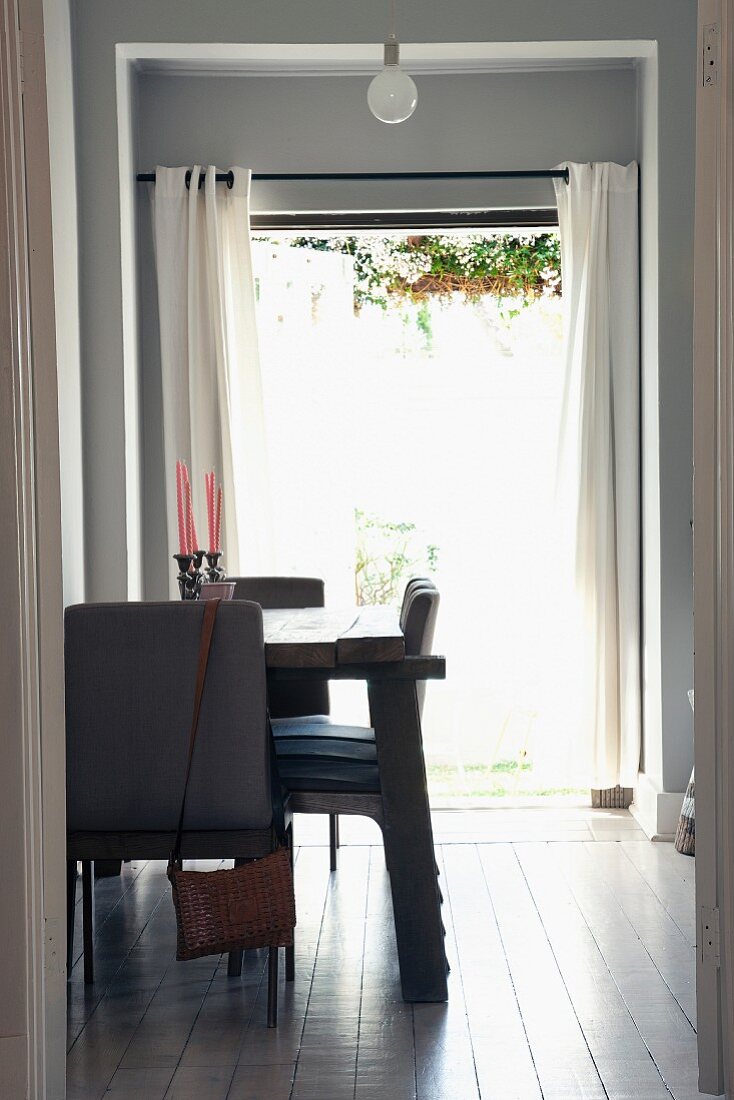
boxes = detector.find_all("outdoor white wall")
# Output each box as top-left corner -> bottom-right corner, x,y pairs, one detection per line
68,0 -> 697,800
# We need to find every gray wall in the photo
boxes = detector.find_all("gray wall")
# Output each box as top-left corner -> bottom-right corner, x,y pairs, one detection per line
70,0 -> 697,797
136,68 -> 638,211
135,67 -> 638,602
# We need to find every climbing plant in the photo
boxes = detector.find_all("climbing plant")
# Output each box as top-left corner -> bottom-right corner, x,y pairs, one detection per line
287,232 -> 561,311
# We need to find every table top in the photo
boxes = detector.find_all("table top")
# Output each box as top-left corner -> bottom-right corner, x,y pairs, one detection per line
262,605 -> 405,668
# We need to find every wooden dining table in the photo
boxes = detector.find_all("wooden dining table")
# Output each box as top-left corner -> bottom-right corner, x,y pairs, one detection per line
262,604 -> 449,1003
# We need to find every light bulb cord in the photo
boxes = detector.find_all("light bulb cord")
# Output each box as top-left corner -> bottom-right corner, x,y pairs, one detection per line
383,0 -> 399,64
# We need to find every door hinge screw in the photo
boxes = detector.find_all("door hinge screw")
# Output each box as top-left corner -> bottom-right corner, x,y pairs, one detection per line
703,24 -> 720,87
700,906 -> 720,966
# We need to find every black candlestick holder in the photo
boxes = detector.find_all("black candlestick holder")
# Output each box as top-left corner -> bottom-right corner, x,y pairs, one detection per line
173,553 -> 203,600
205,550 -> 226,583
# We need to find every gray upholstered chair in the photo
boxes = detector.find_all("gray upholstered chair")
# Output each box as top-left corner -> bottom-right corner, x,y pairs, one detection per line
273,581 -> 440,869
65,600 -> 292,1027
401,581 -> 441,714
229,577 -> 330,721
400,577 -> 432,626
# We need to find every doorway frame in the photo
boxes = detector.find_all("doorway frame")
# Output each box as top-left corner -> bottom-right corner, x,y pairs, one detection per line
21,30 -> 728,1097
0,0 -> 66,1096
694,0 -> 734,1093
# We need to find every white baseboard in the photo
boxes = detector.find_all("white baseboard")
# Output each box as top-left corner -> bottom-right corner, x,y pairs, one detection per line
630,771 -> 685,841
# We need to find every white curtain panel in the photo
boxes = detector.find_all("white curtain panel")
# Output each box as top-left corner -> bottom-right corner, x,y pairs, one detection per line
152,165 -> 272,593
553,161 -> 641,789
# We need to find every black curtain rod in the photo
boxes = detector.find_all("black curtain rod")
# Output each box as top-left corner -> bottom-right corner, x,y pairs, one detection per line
136,168 -> 569,188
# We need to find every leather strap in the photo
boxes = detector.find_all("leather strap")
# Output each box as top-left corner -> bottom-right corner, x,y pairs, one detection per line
171,598 -> 221,865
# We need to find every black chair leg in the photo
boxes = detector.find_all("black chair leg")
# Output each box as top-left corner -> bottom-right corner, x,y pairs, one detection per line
66,860 -> 77,976
329,813 -> 338,872
227,948 -> 244,977
227,858 -> 246,977
267,946 -> 279,1028
285,823 -> 295,982
81,860 -> 95,985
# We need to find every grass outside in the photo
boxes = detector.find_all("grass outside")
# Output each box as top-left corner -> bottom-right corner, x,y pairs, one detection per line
427,759 -> 586,801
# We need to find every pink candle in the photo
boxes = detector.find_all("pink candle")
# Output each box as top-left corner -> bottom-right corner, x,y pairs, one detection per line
205,472 -> 213,550
209,472 -> 216,550
215,486 -> 222,551
175,461 -> 186,555
184,478 -> 193,555
190,490 -> 199,552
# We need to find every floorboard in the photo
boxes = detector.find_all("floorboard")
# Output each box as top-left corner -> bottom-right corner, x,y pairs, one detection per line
516,842 -> 676,1100
550,842 -> 702,1100
442,844 -> 541,1100
620,841 -> 697,948
479,844 -> 608,1099
66,809 -> 708,1100
581,842 -> 696,1027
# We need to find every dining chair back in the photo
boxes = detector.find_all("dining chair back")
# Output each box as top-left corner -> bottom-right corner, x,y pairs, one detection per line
400,581 -> 440,715
230,576 -> 330,719
399,577 -> 432,631
230,576 -> 325,610
65,601 -> 272,834
65,600 -> 291,1023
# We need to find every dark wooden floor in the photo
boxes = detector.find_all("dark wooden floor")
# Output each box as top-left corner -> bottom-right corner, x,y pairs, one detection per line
67,810 -> 703,1100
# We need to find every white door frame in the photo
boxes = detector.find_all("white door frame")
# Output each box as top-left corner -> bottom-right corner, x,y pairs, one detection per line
3,17 -> 730,1095
0,0 -> 66,1095
694,0 -> 734,1094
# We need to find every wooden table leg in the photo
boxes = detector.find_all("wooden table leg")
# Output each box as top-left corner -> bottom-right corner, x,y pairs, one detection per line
368,678 -> 447,1002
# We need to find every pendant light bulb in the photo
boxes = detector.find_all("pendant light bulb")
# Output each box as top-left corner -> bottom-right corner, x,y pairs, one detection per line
368,20 -> 417,124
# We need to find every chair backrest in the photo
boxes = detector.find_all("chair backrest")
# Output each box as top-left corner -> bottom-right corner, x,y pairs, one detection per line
65,601 -> 272,834
400,581 -> 440,715
399,577 -> 432,631
229,577 -> 330,719
230,576 -> 325,611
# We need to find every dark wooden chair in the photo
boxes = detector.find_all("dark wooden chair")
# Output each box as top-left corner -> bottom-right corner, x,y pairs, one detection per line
273,581 -> 441,869
65,600 -> 293,1027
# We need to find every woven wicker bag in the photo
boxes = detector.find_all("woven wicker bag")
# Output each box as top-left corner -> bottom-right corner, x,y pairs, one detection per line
169,847 -> 295,960
167,599 -> 296,961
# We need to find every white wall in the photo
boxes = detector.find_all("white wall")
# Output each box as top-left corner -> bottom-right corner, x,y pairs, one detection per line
68,0 -> 697,801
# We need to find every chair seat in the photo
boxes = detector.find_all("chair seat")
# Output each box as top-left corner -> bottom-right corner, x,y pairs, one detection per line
273,719 -> 380,792
275,737 -> 377,763
275,734 -> 380,793
271,715 -> 376,744
276,760 -> 381,793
